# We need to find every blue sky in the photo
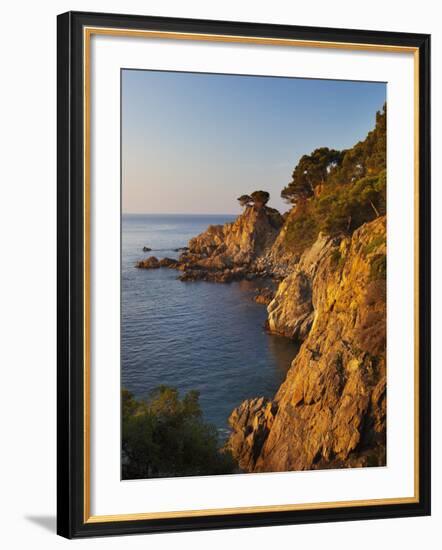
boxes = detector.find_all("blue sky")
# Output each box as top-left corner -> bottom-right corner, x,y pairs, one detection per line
122,69 -> 386,214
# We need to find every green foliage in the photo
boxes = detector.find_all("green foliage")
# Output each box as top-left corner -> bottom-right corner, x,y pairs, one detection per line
328,104 -> 386,185
330,248 -> 345,268
250,190 -> 270,207
122,388 -> 138,418
369,254 -> 387,281
316,170 -> 386,235
283,207 -> 318,253
280,104 -> 387,254
363,235 -> 385,256
122,386 -> 236,479
237,190 -> 270,209
281,147 -> 344,205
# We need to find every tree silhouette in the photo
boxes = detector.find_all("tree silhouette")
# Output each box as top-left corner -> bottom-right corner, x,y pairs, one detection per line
237,194 -> 253,208
250,190 -> 270,208
281,148 -> 343,205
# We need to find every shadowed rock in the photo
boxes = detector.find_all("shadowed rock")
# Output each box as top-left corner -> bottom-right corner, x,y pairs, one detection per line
136,256 -> 160,269
177,204 -> 284,281
159,257 -> 178,268
254,287 -> 274,305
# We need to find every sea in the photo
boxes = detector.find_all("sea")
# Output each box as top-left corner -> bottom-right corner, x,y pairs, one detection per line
121,213 -> 297,439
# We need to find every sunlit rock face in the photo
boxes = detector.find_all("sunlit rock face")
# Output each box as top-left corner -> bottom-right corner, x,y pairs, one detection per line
227,216 -> 387,472
186,205 -> 284,267
174,205 -> 284,281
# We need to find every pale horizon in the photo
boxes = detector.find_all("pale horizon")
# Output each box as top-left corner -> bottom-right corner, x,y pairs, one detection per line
123,211 -> 250,216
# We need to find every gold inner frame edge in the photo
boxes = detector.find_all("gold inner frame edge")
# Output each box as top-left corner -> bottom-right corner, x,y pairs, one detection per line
82,26 -> 420,524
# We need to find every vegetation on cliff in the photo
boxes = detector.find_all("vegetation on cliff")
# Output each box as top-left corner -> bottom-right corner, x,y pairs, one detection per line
281,104 -> 386,253
122,386 -> 235,479
237,190 -> 270,209
226,106 -> 387,472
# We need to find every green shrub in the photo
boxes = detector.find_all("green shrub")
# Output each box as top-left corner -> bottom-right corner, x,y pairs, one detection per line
369,254 -> 387,281
280,104 -> 386,256
283,207 -> 318,253
122,386 -> 236,479
363,235 -> 385,256
330,248 -> 345,268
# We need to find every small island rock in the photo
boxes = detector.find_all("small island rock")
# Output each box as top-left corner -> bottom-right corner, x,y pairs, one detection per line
136,256 -> 160,269
159,257 -> 178,268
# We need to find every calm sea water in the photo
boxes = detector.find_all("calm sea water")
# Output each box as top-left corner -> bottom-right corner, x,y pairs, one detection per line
122,214 -> 296,437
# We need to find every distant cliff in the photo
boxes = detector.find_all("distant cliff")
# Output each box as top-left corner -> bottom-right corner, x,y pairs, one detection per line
227,216 -> 386,471
188,204 -> 283,263
174,205 -> 284,282
136,204 -> 284,282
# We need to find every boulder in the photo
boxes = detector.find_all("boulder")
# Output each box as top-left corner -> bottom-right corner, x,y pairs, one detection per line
136,256 -> 160,269
159,257 -> 178,268
267,271 -> 313,341
226,397 -> 278,472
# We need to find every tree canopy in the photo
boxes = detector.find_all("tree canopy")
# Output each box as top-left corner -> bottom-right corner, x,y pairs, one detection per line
122,386 -> 236,479
237,190 -> 270,209
282,104 -> 387,253
281,148 -> 344,205
250,190 -> 270,207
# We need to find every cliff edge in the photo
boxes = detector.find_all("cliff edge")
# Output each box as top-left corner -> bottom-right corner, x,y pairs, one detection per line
227,216 -> 387,472
176,205 -> 283,282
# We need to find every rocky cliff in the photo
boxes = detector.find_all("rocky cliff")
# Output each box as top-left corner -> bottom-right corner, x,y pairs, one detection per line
136,204 -> 284,282
227,216 -> 386,472
183,204 -> 283,269
189,204 -> 283,263
135,104 -> 387,473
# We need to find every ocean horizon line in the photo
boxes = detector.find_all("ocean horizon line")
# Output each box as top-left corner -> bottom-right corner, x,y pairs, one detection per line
122,212 -> 238,217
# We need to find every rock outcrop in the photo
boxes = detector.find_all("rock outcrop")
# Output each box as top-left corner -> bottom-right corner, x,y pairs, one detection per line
136,256 -> 160,269
266,232 -> 339,341
135,205 -> 284,282
254,287 -> 274,305
182,205 -> 283,270
136,256 -> 178,269
159,257 -> 178,268
227,397 -> 278,471
227,216 -> 386,472
134,205 -> 283,282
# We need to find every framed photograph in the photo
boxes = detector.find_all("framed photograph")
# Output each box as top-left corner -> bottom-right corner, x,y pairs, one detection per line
57,11 -> 431,538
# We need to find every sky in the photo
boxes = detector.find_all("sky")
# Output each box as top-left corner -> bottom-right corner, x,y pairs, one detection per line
122,69 -> 386,215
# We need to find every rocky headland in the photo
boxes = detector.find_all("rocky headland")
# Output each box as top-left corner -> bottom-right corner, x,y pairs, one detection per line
136,201 -> 286,283
135,105 -> 387,473
136,207 -> 387,472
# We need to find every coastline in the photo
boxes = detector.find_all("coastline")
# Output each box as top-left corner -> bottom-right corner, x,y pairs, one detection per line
134,205 -> 387,474
124,105 -> 387,477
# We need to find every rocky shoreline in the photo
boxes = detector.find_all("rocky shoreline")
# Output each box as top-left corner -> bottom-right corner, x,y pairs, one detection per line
135,194 -> 386,473
136,204 -> 291,283
224,216 -> 386,472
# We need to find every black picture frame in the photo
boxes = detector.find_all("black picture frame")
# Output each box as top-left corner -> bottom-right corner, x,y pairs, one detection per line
57,10 -> 431,539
